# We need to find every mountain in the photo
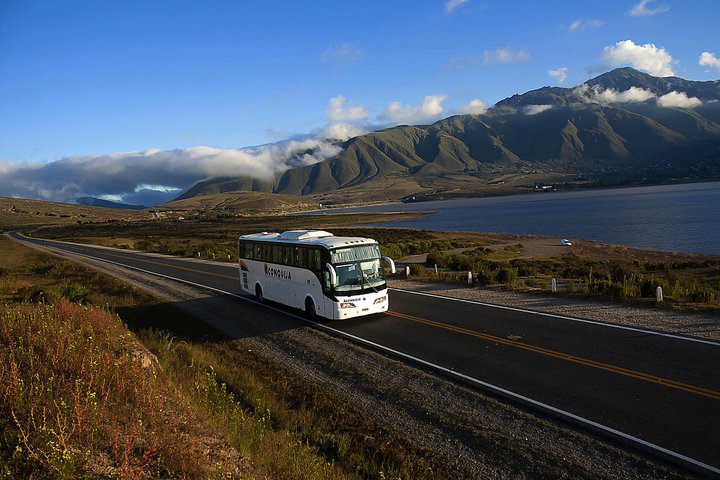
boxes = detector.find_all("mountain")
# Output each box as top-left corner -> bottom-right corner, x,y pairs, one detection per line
174,68 -> 720,205
76,197 -> 146,210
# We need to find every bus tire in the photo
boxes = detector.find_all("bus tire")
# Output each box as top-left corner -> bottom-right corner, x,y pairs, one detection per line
305,297 -> 318,321
255,284 -> 264,303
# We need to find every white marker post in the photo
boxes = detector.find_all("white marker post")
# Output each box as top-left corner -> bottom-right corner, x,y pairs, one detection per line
467,271 -> 473,285
656,286 -> 663,303
551,277 -> 557,293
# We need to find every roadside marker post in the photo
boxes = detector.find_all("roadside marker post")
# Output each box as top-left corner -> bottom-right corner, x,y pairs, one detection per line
657,286 -> 663,303
467,271 -> 472,285
552,277 -> 557,293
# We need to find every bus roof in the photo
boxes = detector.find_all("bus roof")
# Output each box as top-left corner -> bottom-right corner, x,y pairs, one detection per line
239,230 -> 378,249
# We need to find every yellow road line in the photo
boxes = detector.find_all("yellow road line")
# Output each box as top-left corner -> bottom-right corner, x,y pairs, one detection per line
387,310 -> 720,401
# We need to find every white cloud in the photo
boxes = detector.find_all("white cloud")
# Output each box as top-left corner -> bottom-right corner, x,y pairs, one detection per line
574,84 -> 701,109
458,99 -> 488,115
320,123 -> 367,141
699,51 -> 720,71
629,0 -> 669,16
381,95 -> 447,125
321,43 -> 362,64
657,91 -> 702,108
548,67 -> 568,84
567,19 -> 604,32
522,105 -> 553,115
445,0 -> 469,13
326,96 -> 369,122
601,39 -> 674,76
0,132 -> 350,206
481,47 -> 530,65
576,84 -> 656,104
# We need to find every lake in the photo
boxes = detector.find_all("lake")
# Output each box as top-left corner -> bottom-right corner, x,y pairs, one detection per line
329,182 -> 720,255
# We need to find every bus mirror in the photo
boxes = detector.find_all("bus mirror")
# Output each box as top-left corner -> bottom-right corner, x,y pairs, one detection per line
326,263 -> 338,286
383,256 -> 396,274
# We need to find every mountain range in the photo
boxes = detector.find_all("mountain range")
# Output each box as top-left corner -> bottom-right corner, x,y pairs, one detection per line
176,68 -> 720,205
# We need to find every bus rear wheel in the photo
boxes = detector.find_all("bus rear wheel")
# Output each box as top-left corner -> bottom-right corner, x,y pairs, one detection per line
255,284 -> 264,303
305,298 -> 317,320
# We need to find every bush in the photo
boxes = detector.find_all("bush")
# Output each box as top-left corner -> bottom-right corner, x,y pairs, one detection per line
56,283 -> 89,303
495,267 -> 518,284
408,264 -> 425,275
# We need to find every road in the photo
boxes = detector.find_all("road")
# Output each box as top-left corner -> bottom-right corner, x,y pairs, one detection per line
10,231 -> 720,476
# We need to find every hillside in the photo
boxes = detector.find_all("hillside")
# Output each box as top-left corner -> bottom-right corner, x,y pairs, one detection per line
176,68 -> 720,205
0,196 -> 150,230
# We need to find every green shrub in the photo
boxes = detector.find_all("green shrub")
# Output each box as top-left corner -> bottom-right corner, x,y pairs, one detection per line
408,265 -> 425,275
496,267 -> 518,284
56,283 -> 89,303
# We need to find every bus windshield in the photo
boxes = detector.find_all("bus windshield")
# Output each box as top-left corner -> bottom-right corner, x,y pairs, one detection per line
330,245 -> 386,295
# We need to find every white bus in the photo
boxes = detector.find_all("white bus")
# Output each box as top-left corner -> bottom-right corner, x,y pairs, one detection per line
238,230 -> 396,320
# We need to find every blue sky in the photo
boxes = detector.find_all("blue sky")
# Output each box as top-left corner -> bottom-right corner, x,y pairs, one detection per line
1,0 -> 719,204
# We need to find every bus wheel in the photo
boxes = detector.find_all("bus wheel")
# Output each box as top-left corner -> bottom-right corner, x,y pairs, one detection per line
305,298 -> 317,320
255,284 -> 264,303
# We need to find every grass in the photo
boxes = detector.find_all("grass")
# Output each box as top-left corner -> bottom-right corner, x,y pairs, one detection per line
29,212 -> 720,310
0,236 -> 464,479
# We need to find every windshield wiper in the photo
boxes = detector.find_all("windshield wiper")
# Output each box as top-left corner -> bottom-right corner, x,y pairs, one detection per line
359,265 -> 379,293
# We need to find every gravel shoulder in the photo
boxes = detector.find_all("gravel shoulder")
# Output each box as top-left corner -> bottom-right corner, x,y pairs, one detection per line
24,240 -> 706,479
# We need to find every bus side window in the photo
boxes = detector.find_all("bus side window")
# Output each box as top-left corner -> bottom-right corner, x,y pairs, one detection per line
298,248 -> 307,269
262,244 -> 271,262
272,245 -> 281,264
282,247 -> 291,266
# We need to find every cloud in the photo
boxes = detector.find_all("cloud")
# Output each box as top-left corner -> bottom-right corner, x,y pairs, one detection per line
0,134 -> 350,206
522,105 -> 553,115
628,0 -> 669,16
699,51 -> 720,71
326,96 -> 369,122
576,84 -> 656,104
567,19 -> 604,32
458,98 -> 488,115
380,95 -> 447,125
548,67 -> 568,84
574,84 -> 702,109
321,43 -> 362,64
656,91 -> 702,108
445,0 -> 469,13
601,39 -> 674,76
481,47 -> 530,65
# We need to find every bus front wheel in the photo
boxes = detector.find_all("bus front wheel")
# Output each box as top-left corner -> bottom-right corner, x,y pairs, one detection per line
305,298 -> 318,321
255,284 -> 264,303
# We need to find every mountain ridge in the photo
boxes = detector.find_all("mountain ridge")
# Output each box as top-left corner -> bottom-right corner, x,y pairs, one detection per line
173,68 -> 720,205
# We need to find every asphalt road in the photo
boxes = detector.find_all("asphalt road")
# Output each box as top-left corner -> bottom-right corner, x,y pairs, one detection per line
10,232 -> 720,475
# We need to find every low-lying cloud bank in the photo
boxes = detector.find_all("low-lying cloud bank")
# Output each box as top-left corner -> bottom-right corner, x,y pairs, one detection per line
574,84 -> 703,108
0,127 -> 359,207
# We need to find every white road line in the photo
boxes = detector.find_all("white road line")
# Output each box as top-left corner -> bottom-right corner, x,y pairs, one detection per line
12,233 -> 720,476
391,287 -> 720,347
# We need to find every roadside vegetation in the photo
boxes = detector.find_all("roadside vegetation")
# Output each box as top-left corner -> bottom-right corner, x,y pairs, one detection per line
0,236 -> 461,479
33,214 -> 720,311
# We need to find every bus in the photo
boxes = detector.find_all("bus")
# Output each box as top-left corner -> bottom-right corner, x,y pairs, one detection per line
238,230 -> 395,320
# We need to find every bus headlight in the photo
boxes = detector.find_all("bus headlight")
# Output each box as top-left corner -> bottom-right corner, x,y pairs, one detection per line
373,296 -> 387,304
339,302 -> 356,309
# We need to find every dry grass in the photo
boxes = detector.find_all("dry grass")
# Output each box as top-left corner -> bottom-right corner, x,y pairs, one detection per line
1,236 -> 451,480
0,300 -> 246,479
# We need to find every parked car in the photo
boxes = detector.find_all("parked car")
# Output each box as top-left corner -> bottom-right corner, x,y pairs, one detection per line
560,239 -> 572,246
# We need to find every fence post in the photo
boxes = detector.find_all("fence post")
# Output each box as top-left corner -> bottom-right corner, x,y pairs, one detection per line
656,286 -> 663,303
551,277 -> 557,293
